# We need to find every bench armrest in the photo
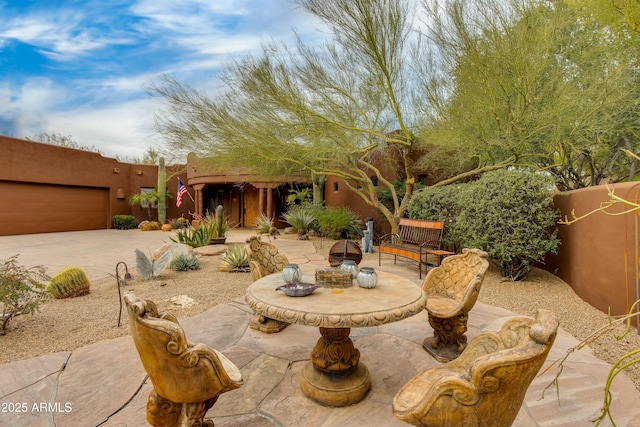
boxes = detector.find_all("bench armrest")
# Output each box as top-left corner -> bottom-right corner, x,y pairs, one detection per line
419,240 -> 441,250
379,233 -> 401,244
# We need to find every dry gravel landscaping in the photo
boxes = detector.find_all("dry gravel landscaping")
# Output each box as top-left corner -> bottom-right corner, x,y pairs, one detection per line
1,234 -> 639,392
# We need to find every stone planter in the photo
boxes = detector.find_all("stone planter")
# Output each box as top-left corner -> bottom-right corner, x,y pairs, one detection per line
210,237 -> 227,245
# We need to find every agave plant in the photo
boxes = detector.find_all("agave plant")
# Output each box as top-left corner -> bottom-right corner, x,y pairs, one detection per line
219,245 -> 250,272
170,254 -> 201,271
282,208 -> 316,238
170,223 -> 214,248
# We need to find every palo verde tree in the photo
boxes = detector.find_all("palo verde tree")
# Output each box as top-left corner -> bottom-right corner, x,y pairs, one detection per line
414,0 -> 640,190
150,0 -> 507,235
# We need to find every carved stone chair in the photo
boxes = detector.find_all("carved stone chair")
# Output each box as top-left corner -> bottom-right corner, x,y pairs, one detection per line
246,235 -> 290,333
422,248 -> 490,362
393,309 -> 559,427
124,294 -> 243,427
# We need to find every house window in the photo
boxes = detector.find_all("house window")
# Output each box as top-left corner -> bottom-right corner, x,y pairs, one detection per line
370,176 -> 379,186
333,182 -> 339,192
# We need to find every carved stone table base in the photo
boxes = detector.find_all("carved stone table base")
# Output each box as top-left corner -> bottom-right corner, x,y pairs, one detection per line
249,314 -> 289,334
245,266 -> 426,406
301,361 -> 371,407
301,327 -> 371,406
423,312 -> 468,363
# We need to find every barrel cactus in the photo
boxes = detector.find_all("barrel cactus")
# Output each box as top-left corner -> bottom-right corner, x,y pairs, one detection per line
47,267 -> 91,299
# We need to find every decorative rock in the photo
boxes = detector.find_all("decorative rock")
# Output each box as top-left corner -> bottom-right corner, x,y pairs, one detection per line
168,295 -> 196,308
154,243 -> 193,262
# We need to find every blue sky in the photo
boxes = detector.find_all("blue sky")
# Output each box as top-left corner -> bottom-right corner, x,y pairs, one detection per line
0,0 -> 325,160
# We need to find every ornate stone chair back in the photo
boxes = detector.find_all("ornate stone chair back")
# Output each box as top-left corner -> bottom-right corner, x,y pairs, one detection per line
421,248 -> 490,362
393,309 -> 559,427
247,236 -> 289,281
125,294 -> 243,426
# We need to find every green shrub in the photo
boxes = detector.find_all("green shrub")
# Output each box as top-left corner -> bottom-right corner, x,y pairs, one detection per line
170,224 -> 213,248
219,245 -> 250,272
170,254 -> 201,271
0,255 -> 50,335
315,207 -> 363,240
408,185 -> 463,251
112,215 -> 138,230
456,169 -> 560,281
377,178 -> 425,212
47,267 -> 91,299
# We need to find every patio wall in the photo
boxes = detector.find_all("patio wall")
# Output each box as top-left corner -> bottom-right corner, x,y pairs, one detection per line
547,182 -> 640,321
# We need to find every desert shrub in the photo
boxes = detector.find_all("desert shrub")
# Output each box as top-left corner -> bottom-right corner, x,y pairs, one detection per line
169,216 -> 190,229
170,254 -> 201,271
135,249 -> 171,280
408,185 -> 463,251
112,215 -> 139,230
0,255 -> 50,335
219,245 -> 250,272
170,224 -> 213,248
315,207 -> 363,239
456,169 -> 560,281
47,267 -> 91,299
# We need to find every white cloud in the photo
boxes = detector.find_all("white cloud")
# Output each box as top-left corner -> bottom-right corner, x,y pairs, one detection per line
0,0 -> 331,159
0,7 -> 132,60
45,98 -> 163,159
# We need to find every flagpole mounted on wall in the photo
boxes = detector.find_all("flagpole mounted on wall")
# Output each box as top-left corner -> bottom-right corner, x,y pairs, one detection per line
176,178 -> 194,207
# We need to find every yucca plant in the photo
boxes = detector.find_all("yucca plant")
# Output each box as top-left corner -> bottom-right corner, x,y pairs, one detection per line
254,213 -> 276,236
219,245 -> 250,272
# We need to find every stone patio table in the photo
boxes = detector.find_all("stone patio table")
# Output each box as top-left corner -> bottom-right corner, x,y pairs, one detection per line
245,265 -> 426,407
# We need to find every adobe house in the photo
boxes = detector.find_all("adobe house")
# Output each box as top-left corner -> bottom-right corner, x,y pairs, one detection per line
0,136 -> 191,236
186,153 -> 313,228
2,135 -> 638,324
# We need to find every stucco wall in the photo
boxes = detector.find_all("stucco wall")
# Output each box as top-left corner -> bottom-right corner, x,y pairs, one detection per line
0,136 -> 190,234
548,182 -> 640,319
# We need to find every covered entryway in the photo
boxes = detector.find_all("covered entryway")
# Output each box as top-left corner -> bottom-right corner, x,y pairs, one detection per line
0,181 -> 109,236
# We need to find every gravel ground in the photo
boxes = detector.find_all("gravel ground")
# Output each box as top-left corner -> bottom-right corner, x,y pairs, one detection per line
1,234 -> 639,393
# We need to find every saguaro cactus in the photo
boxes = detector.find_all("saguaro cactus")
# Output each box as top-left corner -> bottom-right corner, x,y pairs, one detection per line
157,157 -> 167,224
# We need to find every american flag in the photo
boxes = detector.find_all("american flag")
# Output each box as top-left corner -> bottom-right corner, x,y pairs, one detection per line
176,178 -> 188,207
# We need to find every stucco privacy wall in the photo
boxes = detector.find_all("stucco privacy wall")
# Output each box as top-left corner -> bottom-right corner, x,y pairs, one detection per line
548,182 -> 640,321
0,136 -> 190,236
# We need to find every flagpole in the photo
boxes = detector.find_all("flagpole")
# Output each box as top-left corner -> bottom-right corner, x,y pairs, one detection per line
182,178 -> 195,202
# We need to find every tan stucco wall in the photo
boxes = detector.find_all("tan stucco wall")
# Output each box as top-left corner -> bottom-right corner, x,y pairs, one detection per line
547,182 -> 640,319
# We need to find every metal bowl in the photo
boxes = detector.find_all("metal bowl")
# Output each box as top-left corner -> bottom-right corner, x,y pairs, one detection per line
275,282 -> 319,297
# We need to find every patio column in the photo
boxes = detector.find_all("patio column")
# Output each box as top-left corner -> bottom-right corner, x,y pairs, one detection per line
193,184 -> 205,218
266,187 -> 274,219
258,187 -> 265,215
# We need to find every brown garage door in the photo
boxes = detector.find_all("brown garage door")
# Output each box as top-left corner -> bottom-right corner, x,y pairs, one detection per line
0,181 -> 109,236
